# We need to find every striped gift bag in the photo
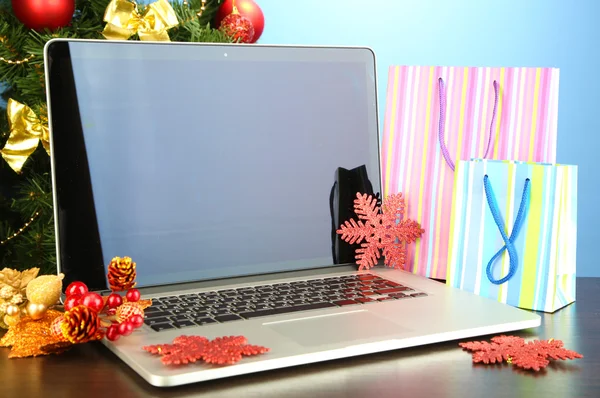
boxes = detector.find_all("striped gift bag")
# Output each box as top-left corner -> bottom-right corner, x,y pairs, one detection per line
381,66 -> 559,279
446,159 -> 577,312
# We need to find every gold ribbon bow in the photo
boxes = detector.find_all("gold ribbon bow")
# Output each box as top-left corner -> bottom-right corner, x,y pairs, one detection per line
0,99 -> 50,173
102,0 -> 179,42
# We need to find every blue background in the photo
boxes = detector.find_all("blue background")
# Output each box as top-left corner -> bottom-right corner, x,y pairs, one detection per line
255,0 -> 599,277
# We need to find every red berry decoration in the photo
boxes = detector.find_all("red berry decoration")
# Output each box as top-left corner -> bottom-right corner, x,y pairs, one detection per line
118,321 -> 134,336
107,293 -> 123,309
129,314 -> 144,328
106,325 -> 120,341
12,0 -> 75,31
81,292 -> 105,313
65,281 -> 88,297
63,295 -> 81,311
125,289 -> 141,302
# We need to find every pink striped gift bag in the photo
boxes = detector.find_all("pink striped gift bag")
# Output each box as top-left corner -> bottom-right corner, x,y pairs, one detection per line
380,66 -> 559,279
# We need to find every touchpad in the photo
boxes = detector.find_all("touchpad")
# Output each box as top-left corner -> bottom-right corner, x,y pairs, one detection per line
265,310 -> 409,347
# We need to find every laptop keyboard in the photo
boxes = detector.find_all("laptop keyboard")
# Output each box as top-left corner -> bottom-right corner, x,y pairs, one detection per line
144,273 -> 427,332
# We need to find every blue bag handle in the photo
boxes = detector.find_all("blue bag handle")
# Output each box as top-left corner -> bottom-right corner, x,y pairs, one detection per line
483,175 -> 531,285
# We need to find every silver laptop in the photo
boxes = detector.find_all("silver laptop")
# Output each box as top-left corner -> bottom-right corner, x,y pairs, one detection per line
44,39 -> 540,387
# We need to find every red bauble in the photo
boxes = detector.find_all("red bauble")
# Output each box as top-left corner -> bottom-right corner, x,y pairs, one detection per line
65,281 -> 88,298
215,0 -> 264,43
63,295 -> 81,311
118,321 -> 134,336
219,11 -> 255,44
107,293 -> 123,309
106,325 -> 120,341
12,0 -> 75,31
81,292 -> 105,313
129,314 -> 144,328
125,289 -> 141,303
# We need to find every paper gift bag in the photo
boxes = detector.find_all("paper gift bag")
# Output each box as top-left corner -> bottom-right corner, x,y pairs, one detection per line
446,159 -> 577,312
380,66 -> 559,279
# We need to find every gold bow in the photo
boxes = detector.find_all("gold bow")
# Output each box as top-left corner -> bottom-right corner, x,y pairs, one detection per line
102,0 -> 179,42
0,99 -> 50,173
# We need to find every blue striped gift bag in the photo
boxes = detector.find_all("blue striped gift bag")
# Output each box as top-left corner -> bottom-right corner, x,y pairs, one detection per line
446,159 -> 577,312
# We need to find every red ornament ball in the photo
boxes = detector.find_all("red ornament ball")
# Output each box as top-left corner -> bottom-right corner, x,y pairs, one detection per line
107,293 -> 123,309
63,295 -> 81,311
219,10 -> 255,44
118,321 -> 134,336
106,325 -> 120,341
125,289 -> 141,302
12,0 -> 75,31
129,314 -> 144,328
215,0 -> 264,43
65,281 -> 88,298
81,292 -> 104,313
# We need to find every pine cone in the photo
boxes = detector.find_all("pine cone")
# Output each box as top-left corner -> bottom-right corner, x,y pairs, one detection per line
0,267 -> 39,291
107,257 -> 137,291
61,305 -> 100,344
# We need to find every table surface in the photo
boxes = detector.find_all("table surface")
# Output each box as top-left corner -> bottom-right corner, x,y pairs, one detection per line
1,278 -> 598,398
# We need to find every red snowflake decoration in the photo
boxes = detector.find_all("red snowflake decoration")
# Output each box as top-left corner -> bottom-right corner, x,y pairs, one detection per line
142,335 -> 269,366
336,192 -> 424,270
459,335 -> 583,372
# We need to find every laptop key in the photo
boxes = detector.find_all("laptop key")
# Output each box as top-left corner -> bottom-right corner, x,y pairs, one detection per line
410,292 -> 428,297
150,323 -> 176,332
356,297 -> 375,303
376,287 -> 412,294
214,314 -> 243,322
145,311 -> 172,318
333,299 -> 360,306
194,317 -> 218,325
173,320 -> 196,328
238,302 -> 336,319
144,316 -> 171,325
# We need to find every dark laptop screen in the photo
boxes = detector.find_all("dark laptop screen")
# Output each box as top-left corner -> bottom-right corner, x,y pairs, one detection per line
46,41 -> 380,290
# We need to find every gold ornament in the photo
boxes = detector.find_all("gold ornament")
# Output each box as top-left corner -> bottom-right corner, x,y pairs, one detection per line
107,256 -> 137,291
116,301 -> 144,323
0,99 -> 50,173
26,302 -> 48,320
102,0 -> 179,42
26,273 -> 65,307
3,314 -> 20,327
0,267 -> 40,291
61,306 -> 101,344
0,309 -> 70,358
6,304 -> 19,316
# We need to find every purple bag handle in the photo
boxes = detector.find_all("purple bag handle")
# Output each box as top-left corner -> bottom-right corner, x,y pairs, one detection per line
438,78 -> 499,172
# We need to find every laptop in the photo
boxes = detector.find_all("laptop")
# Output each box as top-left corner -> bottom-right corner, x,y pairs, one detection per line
44,39 -> 540,387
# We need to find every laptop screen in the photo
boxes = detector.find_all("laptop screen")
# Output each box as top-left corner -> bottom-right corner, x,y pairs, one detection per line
45,41 -> 380,290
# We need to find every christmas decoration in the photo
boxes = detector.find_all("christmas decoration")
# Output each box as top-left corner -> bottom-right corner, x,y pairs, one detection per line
215,0 -> 264,43
336,193 -> 425,270
218,5 -> 254,43
459,335 -> 583,372
102,0 -> 179,41
107,256 -> 137,291
0,99 -> 50,173
143,335 -> 270,366
0,267 -> 39,329
0,309 -> 67,358
11,0 -> 75,30
0,1 -> 234,272
1,256 -> 151,357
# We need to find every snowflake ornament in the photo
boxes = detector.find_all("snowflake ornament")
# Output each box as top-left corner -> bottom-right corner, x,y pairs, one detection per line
336,192 -> 424,270
143,335 -> 269,366
459,335 -> 583,372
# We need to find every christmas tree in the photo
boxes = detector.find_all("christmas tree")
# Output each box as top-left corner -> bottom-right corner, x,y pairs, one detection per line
0,0 -> 242,274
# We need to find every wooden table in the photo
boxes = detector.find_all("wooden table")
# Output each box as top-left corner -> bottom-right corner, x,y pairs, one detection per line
2,278 -> 599,398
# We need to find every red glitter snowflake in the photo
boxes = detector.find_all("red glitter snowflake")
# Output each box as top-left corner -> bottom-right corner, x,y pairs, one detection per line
336,192 -> 424,270
142,335 -> 269,366
459,335 -> 583,372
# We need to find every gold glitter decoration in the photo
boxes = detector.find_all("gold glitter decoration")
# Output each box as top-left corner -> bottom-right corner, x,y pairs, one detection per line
26,273 -> 64,307
0,309 -> 68,358
0,267 -> 39,290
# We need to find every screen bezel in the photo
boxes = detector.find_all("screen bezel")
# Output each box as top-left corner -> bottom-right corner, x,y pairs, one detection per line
44,39 -> 382,292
